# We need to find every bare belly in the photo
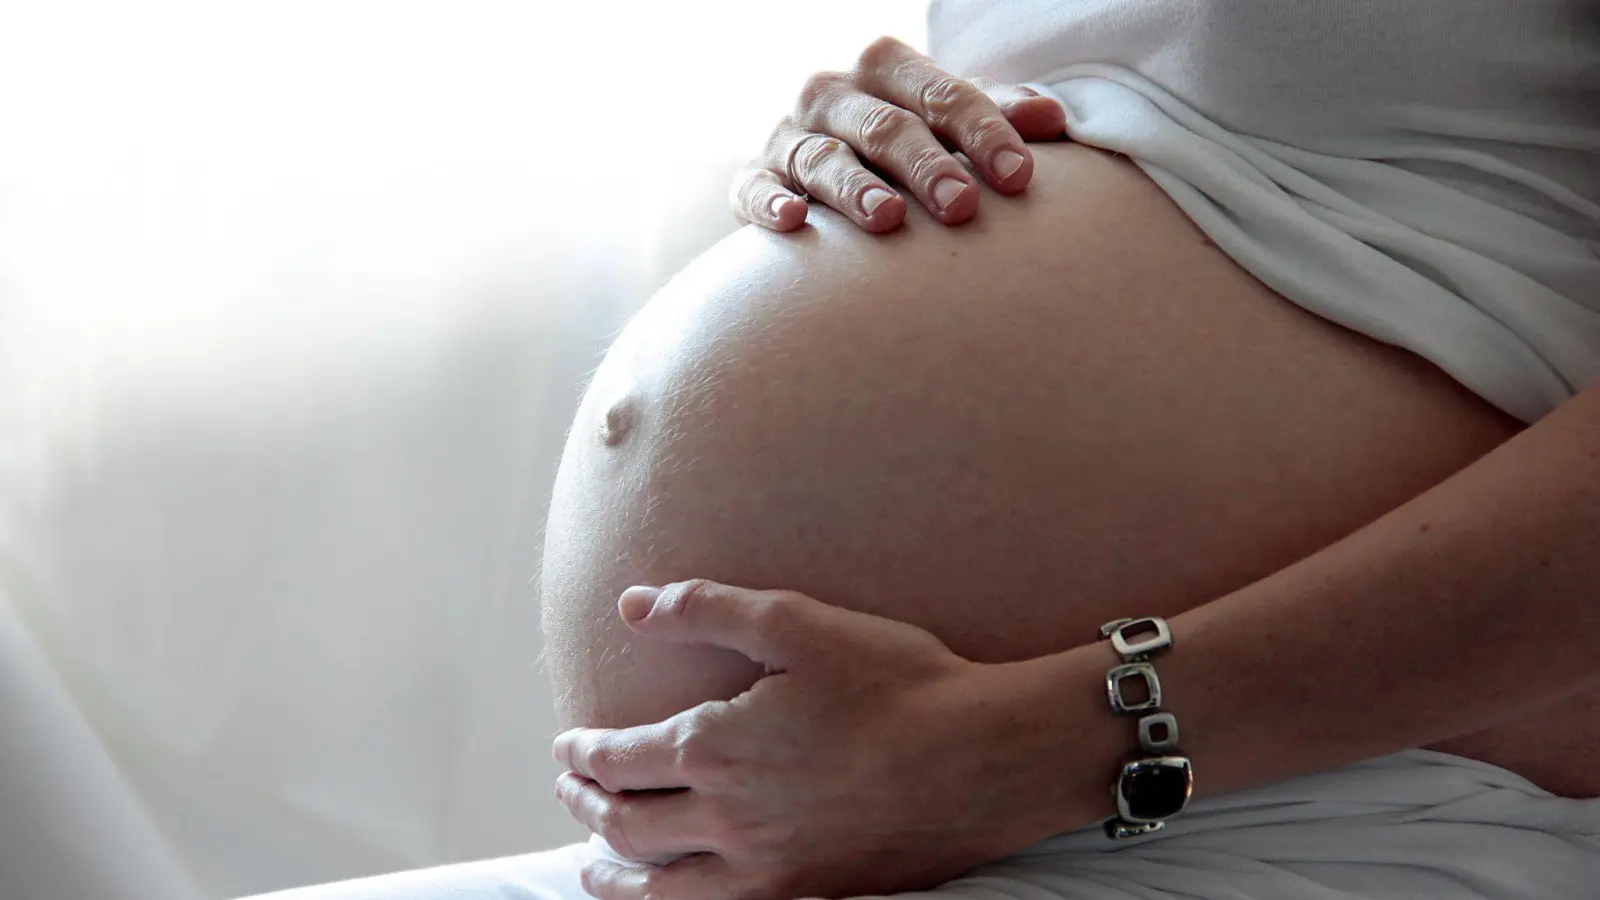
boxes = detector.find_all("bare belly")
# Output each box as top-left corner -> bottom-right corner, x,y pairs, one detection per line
540,142 -> 1600,797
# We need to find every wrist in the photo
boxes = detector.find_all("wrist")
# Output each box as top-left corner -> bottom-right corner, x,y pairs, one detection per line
981,642 -> 1128,842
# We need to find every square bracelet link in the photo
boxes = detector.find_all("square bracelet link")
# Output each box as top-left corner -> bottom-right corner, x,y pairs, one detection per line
1101,616 -> 1173,662
1106,662 -> 1163,715
1138,712 -> 1181,754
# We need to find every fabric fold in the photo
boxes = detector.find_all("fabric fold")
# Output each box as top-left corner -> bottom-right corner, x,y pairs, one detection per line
1022,65 -> 1600,424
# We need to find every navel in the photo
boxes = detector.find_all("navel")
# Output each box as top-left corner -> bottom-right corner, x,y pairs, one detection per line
600,394 -> 638,447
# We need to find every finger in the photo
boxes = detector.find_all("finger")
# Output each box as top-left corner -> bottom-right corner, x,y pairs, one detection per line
581,854 -> 730,900
978,82 -> 1068,141
555,773 -> 724,860
806,89 -> 978,224
553,720 -> 687,792
729,166 -> 808,232
765,125 -> 906,233
620,580 -> 821,669
854,38 -> 1033,194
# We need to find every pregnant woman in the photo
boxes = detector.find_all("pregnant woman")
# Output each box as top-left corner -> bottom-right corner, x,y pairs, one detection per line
253,3 -> 1600,900
537,2 -> 1600,898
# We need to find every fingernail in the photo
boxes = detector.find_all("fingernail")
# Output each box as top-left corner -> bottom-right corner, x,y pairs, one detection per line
860,187 -> 893,217
932,177 -> 969,212
768,194 -> 793,219
618,585 -> 662,622
993,148 -> 1025,180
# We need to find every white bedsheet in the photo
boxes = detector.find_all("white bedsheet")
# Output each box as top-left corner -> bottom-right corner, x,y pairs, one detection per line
240,750 -> 1600,900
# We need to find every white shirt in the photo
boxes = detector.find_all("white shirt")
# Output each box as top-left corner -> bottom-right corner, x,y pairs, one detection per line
929,0 -> 1600,422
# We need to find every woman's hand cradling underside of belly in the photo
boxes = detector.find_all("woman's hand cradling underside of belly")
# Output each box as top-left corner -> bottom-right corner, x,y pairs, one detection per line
551,579 -> 1105,900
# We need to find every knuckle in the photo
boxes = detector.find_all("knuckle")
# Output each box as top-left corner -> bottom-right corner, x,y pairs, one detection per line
662,578 -> 711,619
750,593 -> 799,633
919,74 -> 975,125
671,712 -> 734,783
595,805 -> 636,858
580,744 -> 613,788
794,136 -> 844,177
856,104 -> 914,157
856,35 -> 906,72
668,719 -> 699,766
905,147 -> 954,184
966,114 -> 1015,149
797,70 -> 844,113
679,741 -> 730,785
771,588 -> 812,608
669,714 -> 711,766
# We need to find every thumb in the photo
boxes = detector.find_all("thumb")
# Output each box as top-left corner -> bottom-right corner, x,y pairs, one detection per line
618,580 -> 819,670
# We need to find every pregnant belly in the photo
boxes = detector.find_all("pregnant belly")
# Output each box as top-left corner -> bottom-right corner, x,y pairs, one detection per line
541,142 -> 1598,795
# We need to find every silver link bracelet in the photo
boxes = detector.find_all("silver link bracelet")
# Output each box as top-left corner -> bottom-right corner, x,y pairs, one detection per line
1098,616 -> 1194,839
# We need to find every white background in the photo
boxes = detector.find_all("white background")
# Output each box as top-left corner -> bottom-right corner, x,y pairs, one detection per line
0,2 -> 926,897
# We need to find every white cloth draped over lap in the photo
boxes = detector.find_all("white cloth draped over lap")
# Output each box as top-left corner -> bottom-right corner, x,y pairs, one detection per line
933,751 -> 1600,900
242,750 -> 1600,900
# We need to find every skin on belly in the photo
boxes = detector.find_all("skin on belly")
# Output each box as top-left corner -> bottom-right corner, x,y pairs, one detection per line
541,142 -> 1597,794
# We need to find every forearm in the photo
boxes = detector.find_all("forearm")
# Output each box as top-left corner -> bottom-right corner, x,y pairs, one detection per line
1012,377 -> 1600,827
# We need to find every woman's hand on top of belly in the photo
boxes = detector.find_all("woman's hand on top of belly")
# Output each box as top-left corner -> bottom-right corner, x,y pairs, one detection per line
550,579 -> 1118,900
732,36 -> 1067,234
